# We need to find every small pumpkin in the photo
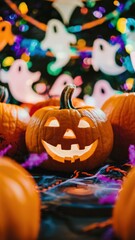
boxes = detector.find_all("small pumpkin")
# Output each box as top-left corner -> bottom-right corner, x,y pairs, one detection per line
29,96 -> 86,116
26,84 -> 113,172
0,156 -> 40,240
102,93 -> 135,162
113,167 -> 135,240
0,86 -> 30,160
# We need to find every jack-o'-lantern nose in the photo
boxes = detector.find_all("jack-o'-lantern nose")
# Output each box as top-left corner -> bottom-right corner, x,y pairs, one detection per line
63,128 -> 76,139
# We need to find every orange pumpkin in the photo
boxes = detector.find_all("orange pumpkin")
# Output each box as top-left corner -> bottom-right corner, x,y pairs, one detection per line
26,84 -> 113,172
0,87 -> 30,160
102,93 -> 135,162
113,167 -> 135,240
0,156 -> 40,240
29,96 -> 86,116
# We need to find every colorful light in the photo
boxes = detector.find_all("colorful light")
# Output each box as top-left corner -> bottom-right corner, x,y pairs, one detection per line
2,56 -> 14,67
117,18 -> 127,33
78,39 -> 86,48
93,11 -> 103,18
126,78 -> 134,90
47,62 -> 62,76
113,1 -> 120,7
21,53 -> 30,62
19,2 -> 28,15
80,7 -> 88,15
125,44 -> 134,53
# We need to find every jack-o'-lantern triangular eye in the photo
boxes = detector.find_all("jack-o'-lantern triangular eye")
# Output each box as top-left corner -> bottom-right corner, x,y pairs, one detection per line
78,118 -> 90,128
45,117 -> 60,127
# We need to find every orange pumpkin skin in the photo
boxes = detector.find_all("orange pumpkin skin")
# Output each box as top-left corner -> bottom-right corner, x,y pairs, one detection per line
0,156 -> 40,240
113,167 -> 135,240
29,97 -> 86,116
26,84 -> 113,172
0,103 -> 30,160
102,93 -> 135,162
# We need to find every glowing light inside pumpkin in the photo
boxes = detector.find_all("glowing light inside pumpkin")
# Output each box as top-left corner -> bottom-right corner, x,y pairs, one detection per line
78,119 -> 90,128
42,116 -> 98,163
44,117 -> 60,127
42,140 -> 98,163
63,129 -> 76,139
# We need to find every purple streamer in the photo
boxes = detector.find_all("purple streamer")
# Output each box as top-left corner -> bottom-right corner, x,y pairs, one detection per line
22,152 -> 48,169
99,192 -> 118,205
128,145 -> 135,165
0,144 -> 12,157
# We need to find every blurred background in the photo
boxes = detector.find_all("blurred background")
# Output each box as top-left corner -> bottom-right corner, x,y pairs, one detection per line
0,0 -> 135,107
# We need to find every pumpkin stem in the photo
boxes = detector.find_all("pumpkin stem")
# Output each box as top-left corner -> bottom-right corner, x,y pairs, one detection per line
0,86 -> 9,103
60,84 -> 76,109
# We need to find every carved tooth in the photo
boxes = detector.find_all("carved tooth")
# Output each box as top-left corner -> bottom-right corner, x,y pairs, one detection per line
56,144 -> 61,150
85,145 -> 91,150
71,144 -> 79,150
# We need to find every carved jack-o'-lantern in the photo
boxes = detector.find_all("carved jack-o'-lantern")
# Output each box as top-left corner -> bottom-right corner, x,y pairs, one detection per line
26,84 -> 113,172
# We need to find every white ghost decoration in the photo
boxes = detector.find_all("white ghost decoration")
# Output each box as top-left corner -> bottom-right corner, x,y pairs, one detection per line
0,59 -> 47,103
91,39 -> 126,75
130,51 -> 135,71
49,74 -> 82,98
52,0 -> 84,24
83,80 -> 122,108
40,19 -> 76,71
124,18 -> 135,52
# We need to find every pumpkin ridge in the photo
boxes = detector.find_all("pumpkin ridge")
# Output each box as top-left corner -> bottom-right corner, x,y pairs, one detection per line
113,168 -> 135,240
0,157 -> 40,239
91,108 -> 104,158
0,175 -> 34,239
31,109 -> 46,153
37,110 -> 48,153
118,97 -> 127,134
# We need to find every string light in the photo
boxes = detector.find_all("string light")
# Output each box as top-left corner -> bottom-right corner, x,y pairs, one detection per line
2,57 -> 14,67
19,2 -> 28,15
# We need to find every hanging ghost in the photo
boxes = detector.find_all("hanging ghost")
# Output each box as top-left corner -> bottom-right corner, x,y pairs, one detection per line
0,21 -> 15,51
0,59 -> 47,103
52,0 -> 84,24
40,19 -> 77,71
83,80 -> 122,108
91,38 -> 126,75
130,51 -> 135,71
123,18 -> 135,52
49,74 -> 82,98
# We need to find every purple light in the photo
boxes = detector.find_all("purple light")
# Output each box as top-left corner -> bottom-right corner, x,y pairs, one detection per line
93,11 -> 103,19
128,145 -> 135,165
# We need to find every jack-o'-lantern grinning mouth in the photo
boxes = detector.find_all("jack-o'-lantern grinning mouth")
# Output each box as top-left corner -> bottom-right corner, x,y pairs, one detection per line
41,140 -> 98,163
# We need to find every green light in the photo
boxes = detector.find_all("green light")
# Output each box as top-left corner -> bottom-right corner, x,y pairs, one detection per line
86,0 -> 96,8
27,61 -> 32,69
47,62 -> 62,76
